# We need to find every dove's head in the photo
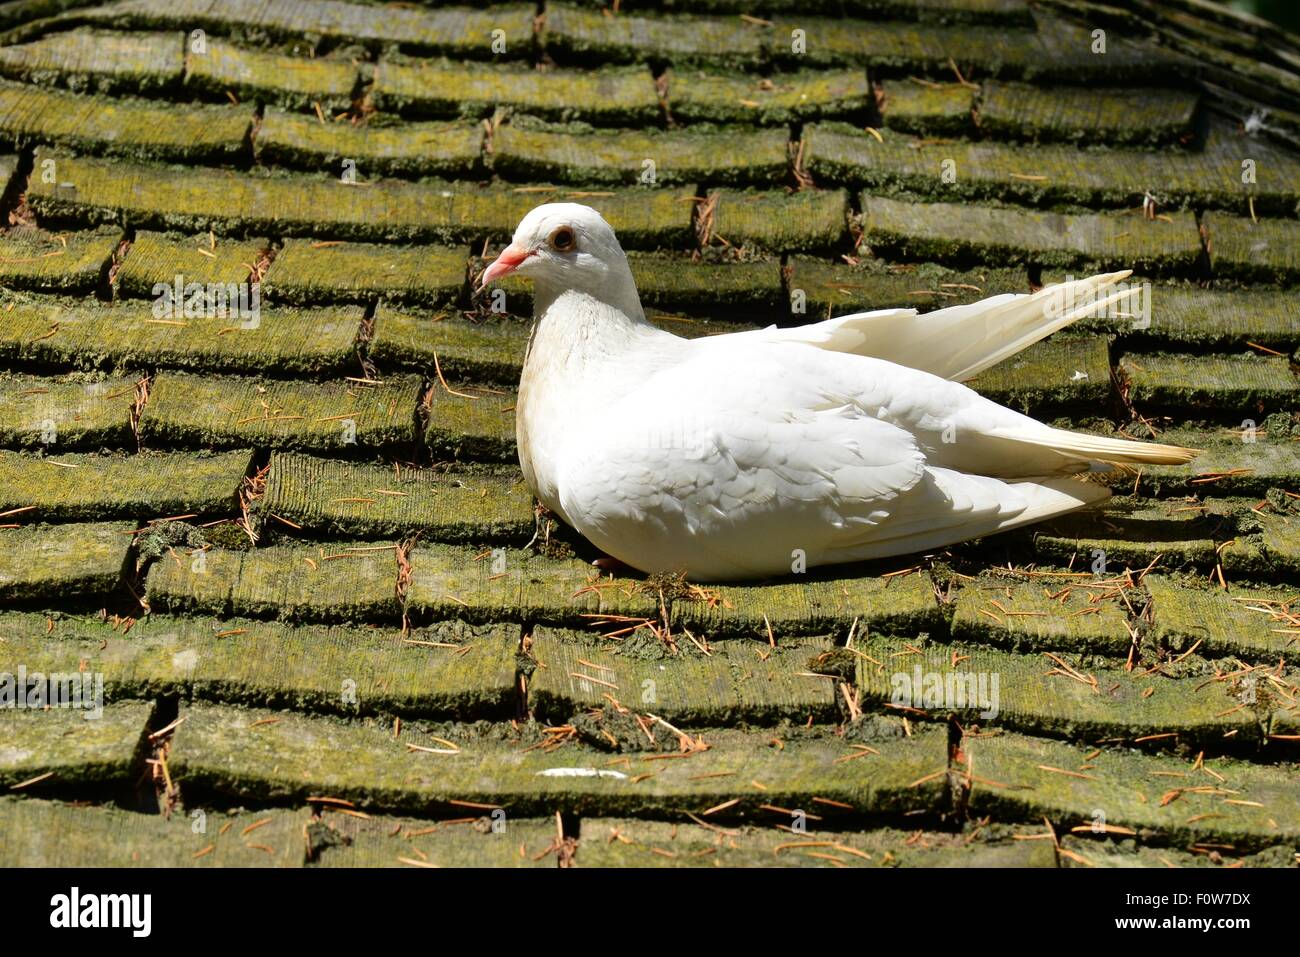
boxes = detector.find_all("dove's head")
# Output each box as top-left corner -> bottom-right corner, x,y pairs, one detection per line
480,203 -> 643,318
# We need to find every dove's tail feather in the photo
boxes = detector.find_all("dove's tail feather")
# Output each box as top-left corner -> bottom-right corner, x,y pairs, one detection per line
747,271 -> 1140,382
997,426 -> 1201,467
917,270 -> 1138,382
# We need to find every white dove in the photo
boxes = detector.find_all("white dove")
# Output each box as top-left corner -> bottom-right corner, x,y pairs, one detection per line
481,203 -> 1197,582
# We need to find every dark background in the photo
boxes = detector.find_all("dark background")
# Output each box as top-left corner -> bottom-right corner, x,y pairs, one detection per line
1231,0 -> 1300,32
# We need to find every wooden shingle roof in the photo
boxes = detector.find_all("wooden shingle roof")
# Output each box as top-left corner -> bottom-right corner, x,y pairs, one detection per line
0,0 -> 1297,868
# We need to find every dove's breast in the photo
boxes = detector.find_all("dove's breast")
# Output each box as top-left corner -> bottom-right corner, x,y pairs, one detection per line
515,290 -> 680,523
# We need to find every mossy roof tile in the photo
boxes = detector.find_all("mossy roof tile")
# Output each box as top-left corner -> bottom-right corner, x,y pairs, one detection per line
169,700 -> 949,816
0,29 -> 183,94
4,0 -> 1300,864
184,39 -> 359,112
861,194 -> 1203,274
0,701 -> 154,790
0,448 -> 249,521
0,227 -> 112,294
0,373 -> 137,451
0,79 -> 250,163
373,58 -> 660,125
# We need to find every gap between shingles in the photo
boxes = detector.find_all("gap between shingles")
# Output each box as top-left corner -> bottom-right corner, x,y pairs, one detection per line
355,295 -> 379,381
0,145 -> 35,228
100,228 -> 134,302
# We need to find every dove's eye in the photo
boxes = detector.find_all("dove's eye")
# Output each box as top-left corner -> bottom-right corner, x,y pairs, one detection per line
548,227 -> 576,252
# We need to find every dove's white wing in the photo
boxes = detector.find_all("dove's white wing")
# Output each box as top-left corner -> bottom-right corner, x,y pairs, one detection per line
688,320 -> 1195,479
748,271 -> 1137,381
554,340 -> 1109,579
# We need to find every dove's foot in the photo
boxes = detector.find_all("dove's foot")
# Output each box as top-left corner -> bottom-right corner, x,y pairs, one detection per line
592,555 -> 635,576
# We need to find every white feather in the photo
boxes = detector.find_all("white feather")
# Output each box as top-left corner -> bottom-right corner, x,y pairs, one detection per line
756,271 -> 1138,381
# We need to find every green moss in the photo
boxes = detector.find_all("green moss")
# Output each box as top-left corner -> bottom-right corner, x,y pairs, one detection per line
1120,353 -> 1299,412
1146,575 -> 1300,664
0,799 -> 309,866
950,576 -> 1132,656
132,519 -> 208,565
0,29 -> 183,95
544,4 -> 767,67
263,239 -> 467,308
766,15 -> 1039,72
405,543 -> 656,627
856,633 -> 1261,746
146,540 -> 402,624
0,227 -> 112,294
493,125 -> 789,187
0,295 -> 363,378
877,79 -> 974,135
1079,282 -> 1300,352
709,188 -> 849,253
529,625 -> 838,725
1028,12 -> 1184,83
808,646 -> 857,681
0,449 -> 249,521
140,374 -> 420,455
259,452 -> 533,541
0,79 -> 250,163
810,124 -> 1297,214
1128,424 -> 1300,499
667,68 -> 871,125
74,0 -> 537,58
0,520 -> 131,604
966,335 -> 1111,413
647,312 -> 757,339
1031,498 -> 1224,572
965,730 -> 1300,848
373,57 -> 659,125
1055,835 -> 1287,869
577,818 -> 1056,867
30,154 -> 694,247
369,311 -> 528,386
978,82 -> 1198,146
672,566 -> 940,638
256,109 -> 484,179
184,40 -> 359,112
0,610 -> 519,719
115,230 -> 264,300
425,383 -> 518,462
0,701 -> 154,790
1221,511 -> 1300,583
0,792 -> 557,867
861,194 -> 1202,275
199,520 -> 253,551
169,701 -> 949,817
531,185 -> 698,248
0,373 -> 135,450
786,257 -> 1027,317
1205,211 -> 1300,284
630,252 -> 783,315
307,811 -> 558,867
556,0 -> 1030,23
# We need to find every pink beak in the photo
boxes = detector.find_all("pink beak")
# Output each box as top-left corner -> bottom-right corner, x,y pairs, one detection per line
479,242 -> 535,288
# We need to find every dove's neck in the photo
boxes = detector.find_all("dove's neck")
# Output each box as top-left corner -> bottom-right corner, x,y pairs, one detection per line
532,256 -> 647,325
516,280 -> 672,521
